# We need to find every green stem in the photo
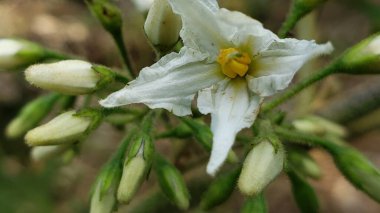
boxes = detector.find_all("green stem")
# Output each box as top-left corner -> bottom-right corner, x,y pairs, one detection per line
278,6 -> 301,38
262,62 -> 338,113
44,50 -> 73,60
114,72 -> 129,84
112,30 -> 135,78
274,126 -> 333,149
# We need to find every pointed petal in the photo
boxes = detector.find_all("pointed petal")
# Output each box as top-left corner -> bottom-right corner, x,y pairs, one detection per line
198,79 -> 262,175
216,9 -> 278,55
100,48 -> 224,116
247,39 -> 333,96
167,0 -> 229,57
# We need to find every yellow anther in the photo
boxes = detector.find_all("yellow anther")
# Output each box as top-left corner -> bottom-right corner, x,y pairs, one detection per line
217,48 -> 251,78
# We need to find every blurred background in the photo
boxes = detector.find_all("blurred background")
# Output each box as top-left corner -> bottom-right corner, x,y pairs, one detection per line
0,0 -> 379,212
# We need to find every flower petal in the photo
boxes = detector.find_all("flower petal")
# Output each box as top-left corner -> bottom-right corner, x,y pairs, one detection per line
198,79 -> 262,175
100,48 -> 224,116
247,39 -> 333,96
216,9 -> 278,55
167,0 -> 229,57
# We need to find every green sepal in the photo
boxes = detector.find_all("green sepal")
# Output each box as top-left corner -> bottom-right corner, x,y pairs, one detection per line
74,108 -> 103,135
92,65 -> 117,90
241,194 -> 267,213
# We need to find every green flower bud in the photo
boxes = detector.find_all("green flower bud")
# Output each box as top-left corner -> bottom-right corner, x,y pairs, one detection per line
155,155 -> 190,210
292,115 -> 347,138
25,109 -> 102,146
90,181 -> 117,213
144,0 -> 182,50
6,93 -> 61,139
326,143 -> 380,202
241,194 -> 267,213
25,60 -> 115,95
30,145 -> 70,162
117,156 -> 147,204
288,170 -> 319,213
0,38 -> 45,70
288,149 -> 321,179
200,166 -> 241,210
117,131 -> 154,204
86,0 -> 123,34
338,33 -> 380,74
238,141 -> 285,196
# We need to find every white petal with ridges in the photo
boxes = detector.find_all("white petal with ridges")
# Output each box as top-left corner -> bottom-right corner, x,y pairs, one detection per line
198,79 -> 262,175
168,0 -> 230,57
248,39 -> 333,96
216,9 -> 278,55
100,48 -> 224,116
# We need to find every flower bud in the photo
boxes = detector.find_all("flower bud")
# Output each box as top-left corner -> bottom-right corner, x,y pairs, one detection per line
117,132 -> 154,204
200,166 -> 241,210
238,141 -> 285,196
86,0 -> 123,34
117,156 -> 147,204
31,145 -> 69,162
325,143 -> 380,202
155,154 -> 190,210
288,170 -> 319,213
144,0 -> 182,50
0,38 -> 45,70
25,60 -> 114,95
338,33 -> 380,74
241,194 -> 267,213
90,178 -> 118,213
292,115 -> 347,138
6,93 -> 60,139
288,149 -> 321,179
25,109 -> 102,146
132,0 -> 154,12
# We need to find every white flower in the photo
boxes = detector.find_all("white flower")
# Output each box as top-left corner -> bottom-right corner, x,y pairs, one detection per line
25,60 -> 100,95
100,0 -> 333,175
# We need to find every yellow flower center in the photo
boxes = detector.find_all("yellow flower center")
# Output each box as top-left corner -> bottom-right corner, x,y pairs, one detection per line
217,48 -> 251,78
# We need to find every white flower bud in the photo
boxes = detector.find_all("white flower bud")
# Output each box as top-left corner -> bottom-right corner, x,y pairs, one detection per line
31,145 -> 69,162
117,156 -> 147,204
339,33 -> 380,74
132,0 -> 154,12
238,141 -> 285,196
25,60 -> 101,95
0,39 -> 44,70
292,115 -> 347,138
25,110 -> 92,146
90,181 -> 117,213
144,0 -> 182,48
